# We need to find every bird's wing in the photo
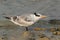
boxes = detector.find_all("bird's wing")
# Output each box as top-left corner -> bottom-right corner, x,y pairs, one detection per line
16,15 -> 34,26
21,16 -> 33,21
10,14 -> 36,26
19,15 -> 33,22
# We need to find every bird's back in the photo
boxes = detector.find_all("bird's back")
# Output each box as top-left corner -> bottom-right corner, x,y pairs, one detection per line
10,14 -> 34,27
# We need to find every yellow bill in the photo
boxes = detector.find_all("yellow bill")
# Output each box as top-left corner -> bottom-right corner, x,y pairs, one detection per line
40,15 -> 47,18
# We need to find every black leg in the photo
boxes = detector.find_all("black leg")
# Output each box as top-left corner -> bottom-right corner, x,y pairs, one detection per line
25,27 -> 28,31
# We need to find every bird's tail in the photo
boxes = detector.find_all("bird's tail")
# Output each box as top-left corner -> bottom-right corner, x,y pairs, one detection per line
3,16 -> 11,19
2,13 -> 11,19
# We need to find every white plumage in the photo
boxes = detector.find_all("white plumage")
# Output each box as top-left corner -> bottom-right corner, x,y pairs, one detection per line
4,12 -> 47,31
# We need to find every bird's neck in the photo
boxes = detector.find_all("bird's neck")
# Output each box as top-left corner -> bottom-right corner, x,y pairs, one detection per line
31,15 -> 40,22
34,18 -> 40,22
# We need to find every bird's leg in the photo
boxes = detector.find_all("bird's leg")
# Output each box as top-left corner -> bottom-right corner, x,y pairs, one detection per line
25,27 -> 28,31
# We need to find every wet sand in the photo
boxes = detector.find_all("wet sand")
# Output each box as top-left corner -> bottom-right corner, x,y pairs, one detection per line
0,20 -> 60,40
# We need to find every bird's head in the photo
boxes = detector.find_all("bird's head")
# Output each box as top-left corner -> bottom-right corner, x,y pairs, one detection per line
34,12 -> 47,19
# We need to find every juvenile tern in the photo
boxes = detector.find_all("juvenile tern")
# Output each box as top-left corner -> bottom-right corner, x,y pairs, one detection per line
3,12 -> 47,31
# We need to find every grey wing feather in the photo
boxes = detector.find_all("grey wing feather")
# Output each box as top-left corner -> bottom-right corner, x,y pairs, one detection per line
25,17 -> 32,22
24,15 -> 34,22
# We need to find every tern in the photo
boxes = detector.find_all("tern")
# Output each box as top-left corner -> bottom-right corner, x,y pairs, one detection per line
3,12 -> 47,31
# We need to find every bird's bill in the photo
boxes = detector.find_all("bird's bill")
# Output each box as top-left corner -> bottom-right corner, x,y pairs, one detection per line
40,15 -> 47,18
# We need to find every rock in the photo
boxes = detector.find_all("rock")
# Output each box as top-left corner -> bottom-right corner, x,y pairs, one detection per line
49,27 -> 56,32
37,33 -> 50,40
22,31 -> 31,38
34,27 -> 47,31
21,31 -> 38,40
36,37 -> 50,40
52,31 -> 60,35
57,27 -> 60,31
52,31 -> 57,35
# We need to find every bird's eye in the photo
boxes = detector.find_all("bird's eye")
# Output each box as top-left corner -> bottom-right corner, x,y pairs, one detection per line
34,12 -> 40,17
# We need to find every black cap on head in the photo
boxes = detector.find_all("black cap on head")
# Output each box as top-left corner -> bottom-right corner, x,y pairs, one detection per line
34,12 -> 40,17
34,12 -> 37,15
